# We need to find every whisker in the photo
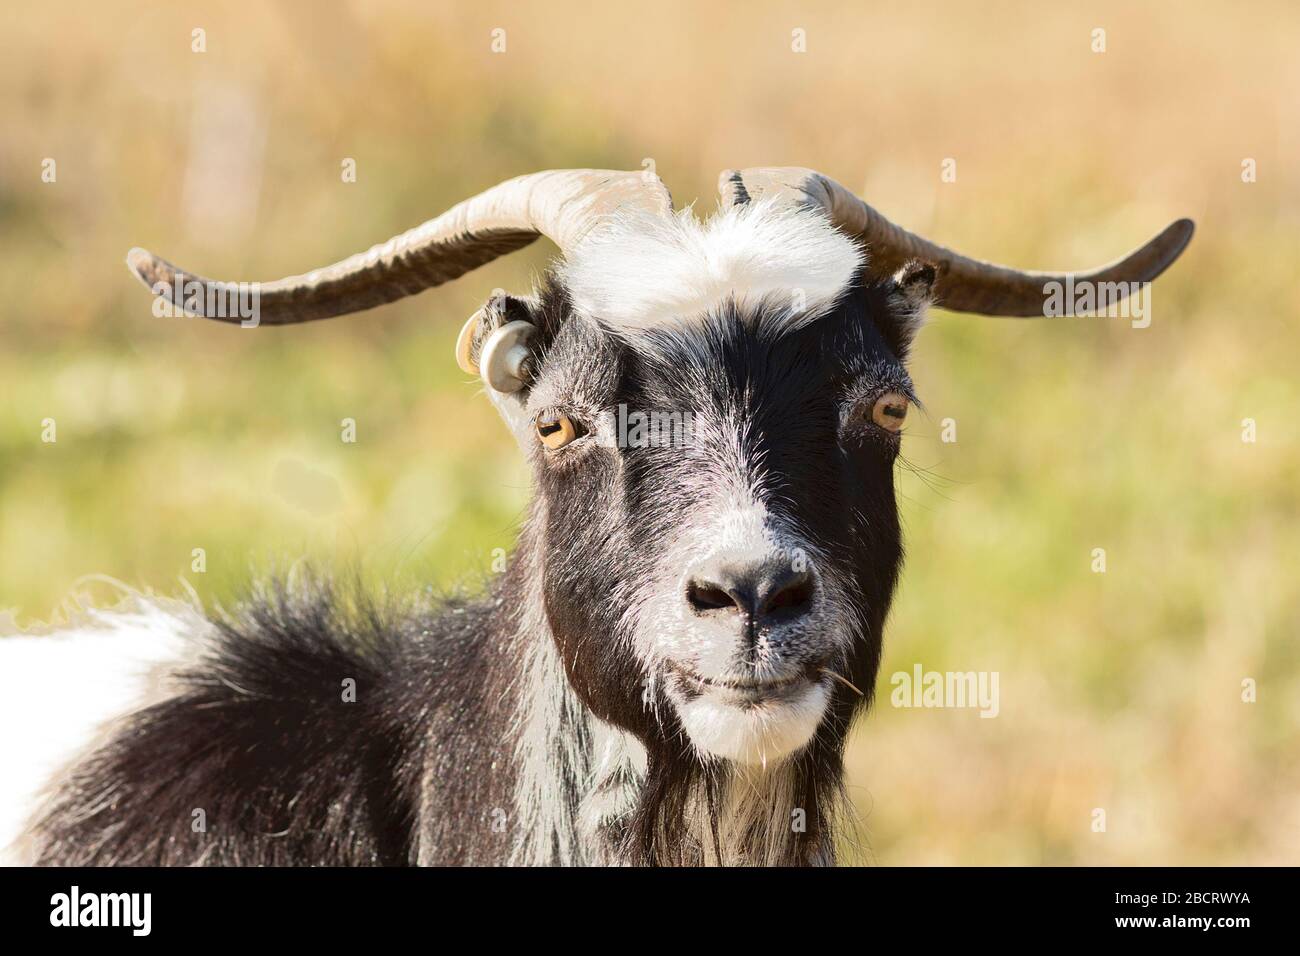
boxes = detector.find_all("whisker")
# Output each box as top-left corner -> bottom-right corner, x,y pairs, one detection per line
821,668 -> 865,697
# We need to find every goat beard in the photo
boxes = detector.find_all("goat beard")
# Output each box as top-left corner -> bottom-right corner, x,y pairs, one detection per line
618,724 -> 852,866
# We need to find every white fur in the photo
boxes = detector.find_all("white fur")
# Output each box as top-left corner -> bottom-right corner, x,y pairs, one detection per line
509,614 -> 594,866
560,197 -> 864,330
675,682 -> 830,766
0,595 -> 203,863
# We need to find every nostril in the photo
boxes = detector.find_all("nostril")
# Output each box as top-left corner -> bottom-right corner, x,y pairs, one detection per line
761,573 -> 815,617
685,564 -> 815,621
686,582 -> 743,614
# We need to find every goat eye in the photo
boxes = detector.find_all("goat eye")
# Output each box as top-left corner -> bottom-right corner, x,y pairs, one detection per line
871,392 -> 909,432
535,414 -> 585,450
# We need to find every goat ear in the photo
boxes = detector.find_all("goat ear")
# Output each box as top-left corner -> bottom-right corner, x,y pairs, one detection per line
456,291 -> 545,446
882,259 -> 937,359
457,292 -> 542,375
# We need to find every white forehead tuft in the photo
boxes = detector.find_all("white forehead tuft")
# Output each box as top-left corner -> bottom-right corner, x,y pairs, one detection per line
558,197 -> 864,331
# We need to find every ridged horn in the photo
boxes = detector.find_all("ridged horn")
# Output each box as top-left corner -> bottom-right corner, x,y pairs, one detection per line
127,169 -> 673,325
719,167 -> 1193,317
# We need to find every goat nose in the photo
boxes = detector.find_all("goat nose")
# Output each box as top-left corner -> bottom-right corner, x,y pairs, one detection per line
685,560 -> 815,623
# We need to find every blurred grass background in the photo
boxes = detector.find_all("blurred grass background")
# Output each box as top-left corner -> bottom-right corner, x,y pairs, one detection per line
2,0 -> 1297,864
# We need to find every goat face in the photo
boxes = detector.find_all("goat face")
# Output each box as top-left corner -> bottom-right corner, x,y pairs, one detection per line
515,219 -> 933,768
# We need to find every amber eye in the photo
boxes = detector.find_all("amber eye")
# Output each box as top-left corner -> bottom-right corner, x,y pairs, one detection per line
871,392 -> 909,432
536,414 -> 585,450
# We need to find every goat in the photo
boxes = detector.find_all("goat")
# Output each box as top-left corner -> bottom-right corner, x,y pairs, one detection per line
3,167 -> 1193,866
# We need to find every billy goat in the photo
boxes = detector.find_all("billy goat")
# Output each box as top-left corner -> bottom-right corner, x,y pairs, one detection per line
3,167 -> 1193,865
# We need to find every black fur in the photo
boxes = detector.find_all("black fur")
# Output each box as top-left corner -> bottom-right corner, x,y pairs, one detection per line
32,579 -> 523,865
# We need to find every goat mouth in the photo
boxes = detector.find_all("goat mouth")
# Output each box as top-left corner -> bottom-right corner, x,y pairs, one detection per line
665,660 -> 824,703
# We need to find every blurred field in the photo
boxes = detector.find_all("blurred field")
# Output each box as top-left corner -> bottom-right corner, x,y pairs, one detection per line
1,0 -> 1297,864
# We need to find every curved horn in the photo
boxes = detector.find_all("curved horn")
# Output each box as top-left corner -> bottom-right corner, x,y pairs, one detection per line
719,167 -> 1193,317
127,169 -> 673,325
